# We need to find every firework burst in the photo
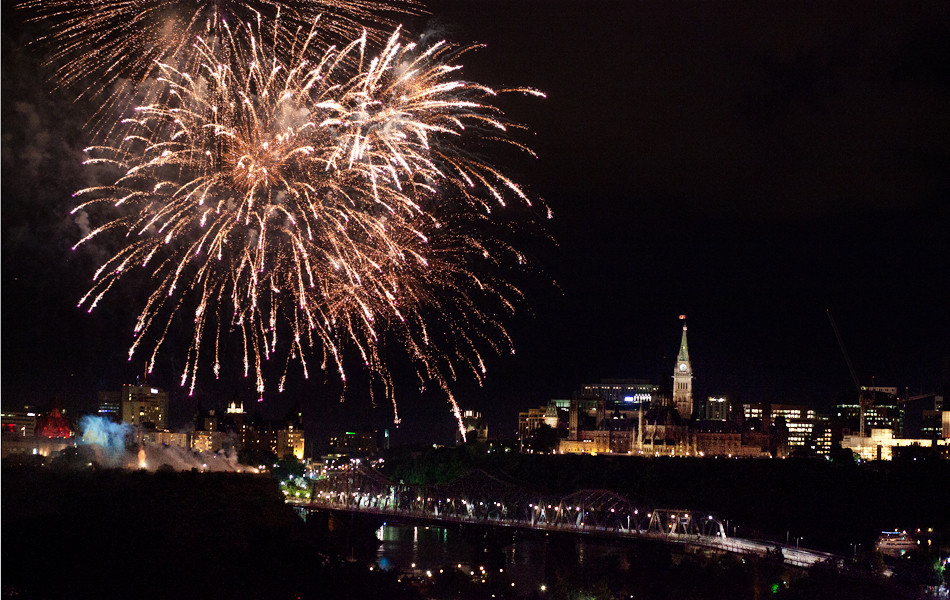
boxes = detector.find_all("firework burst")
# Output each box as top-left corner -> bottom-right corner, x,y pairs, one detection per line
72,20 -> 544,432
20,0 -> 421,140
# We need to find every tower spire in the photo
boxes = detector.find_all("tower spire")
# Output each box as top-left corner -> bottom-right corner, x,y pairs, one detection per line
673,316 -> 693,420
677,316 -> 689,362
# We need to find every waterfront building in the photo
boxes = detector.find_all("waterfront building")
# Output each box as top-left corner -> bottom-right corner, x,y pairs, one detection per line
541,321 -> 793,457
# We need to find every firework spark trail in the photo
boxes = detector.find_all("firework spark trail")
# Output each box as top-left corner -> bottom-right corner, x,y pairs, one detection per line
19,0 -> 421,142
71,19 -> 544,435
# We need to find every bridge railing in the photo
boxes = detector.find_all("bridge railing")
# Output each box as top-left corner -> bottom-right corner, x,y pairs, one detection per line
305,467 -> 839,567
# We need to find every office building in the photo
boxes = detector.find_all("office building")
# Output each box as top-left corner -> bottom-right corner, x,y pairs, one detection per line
120,384 -> 169,430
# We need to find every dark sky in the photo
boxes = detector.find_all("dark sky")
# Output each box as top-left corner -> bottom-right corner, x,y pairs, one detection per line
3,1 -> 948,448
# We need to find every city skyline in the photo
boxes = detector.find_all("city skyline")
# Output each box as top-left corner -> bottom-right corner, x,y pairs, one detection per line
3,1 -> 948,445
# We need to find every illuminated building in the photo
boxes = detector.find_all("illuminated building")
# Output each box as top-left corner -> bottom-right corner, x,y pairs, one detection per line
97,391 -> 121,422
901,393 -> 944,438
36,408 -> 73,438
770,405 -> 817,420
142,430 -> 190,449
518,402 -> 565,449
241,427 -> 279,459
542,323 -> 787,457
458,410 -> 488,443
842,428 -> 949,461
672,323 -> 694,420
580,380 -> 658,409
1,407 -> 75,458
231,412 -> 306,460
834,387 -> 902,437
119,384 -> 169,430
783,419 -> 832,456
329,429 -> 383,456
1,406 -> 38,437
190,430 -> 226,452
694,431 -> 772,457
741,404 -> 828,455
703,397 -> 730,421
743,403 -> 765,420
518,407 -> 548,447
277,424 -> 306,460
921,410 -> 948,439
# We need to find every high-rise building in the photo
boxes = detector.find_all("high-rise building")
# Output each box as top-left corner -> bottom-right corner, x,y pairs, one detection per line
902,393 -> 943,438
277,424 -> 306,460
743,403 -> 765,420
704,397 -> 730,421
672,321 -> 694,420
97,391 -> 121,422
743,403 -> 829,455
120,384 -> 169,430
329,429 -> 381,456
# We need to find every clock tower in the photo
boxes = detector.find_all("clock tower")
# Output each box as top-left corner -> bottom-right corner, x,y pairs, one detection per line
672,320 -> 693,420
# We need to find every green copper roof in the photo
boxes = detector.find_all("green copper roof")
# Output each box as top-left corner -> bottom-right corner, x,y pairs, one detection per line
677,327 -> 690,362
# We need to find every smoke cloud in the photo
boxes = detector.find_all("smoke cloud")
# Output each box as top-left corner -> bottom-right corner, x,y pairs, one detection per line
77,415 -> 256,473
78,415 -> 132,466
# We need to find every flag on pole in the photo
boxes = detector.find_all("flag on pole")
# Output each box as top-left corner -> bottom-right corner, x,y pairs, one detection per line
678,314 -> 686,320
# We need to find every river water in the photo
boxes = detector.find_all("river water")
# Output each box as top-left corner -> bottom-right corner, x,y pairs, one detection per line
368,521 -> 638,594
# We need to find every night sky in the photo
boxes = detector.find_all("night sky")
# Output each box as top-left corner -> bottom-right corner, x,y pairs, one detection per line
3,1 -> 948,448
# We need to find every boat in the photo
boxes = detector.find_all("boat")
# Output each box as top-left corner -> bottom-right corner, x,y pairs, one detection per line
875,531 -> 917,556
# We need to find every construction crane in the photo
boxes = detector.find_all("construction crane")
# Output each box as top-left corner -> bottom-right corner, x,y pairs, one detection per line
826,309 -> 869,438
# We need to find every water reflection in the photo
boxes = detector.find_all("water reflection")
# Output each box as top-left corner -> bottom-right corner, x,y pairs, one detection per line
370,522 -> 629,591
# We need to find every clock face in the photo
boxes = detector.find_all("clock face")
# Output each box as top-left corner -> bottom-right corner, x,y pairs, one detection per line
679,363 -> 688,372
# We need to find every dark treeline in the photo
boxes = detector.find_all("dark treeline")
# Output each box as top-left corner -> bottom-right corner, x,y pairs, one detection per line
1,464 -> 421,600
382,444 -> 950,554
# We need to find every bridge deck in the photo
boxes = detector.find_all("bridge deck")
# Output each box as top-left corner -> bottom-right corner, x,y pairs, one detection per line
292,498 -> 839,568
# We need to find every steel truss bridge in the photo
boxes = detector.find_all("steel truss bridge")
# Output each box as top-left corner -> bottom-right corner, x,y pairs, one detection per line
295,465 -> 839,568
